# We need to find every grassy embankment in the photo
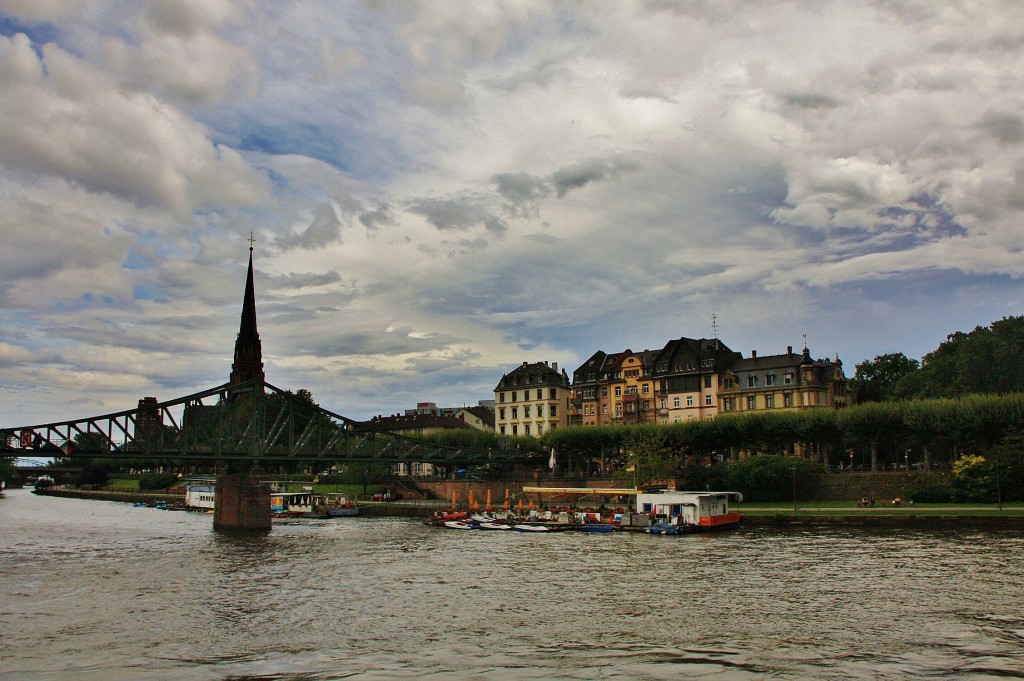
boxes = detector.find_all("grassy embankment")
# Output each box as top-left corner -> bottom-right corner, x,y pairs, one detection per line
736,500 -> 1024,516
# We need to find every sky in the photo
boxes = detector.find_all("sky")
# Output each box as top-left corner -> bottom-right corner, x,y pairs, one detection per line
1,0 -> 1023,427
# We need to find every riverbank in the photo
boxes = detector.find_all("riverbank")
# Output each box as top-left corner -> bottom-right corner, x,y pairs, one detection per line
33,486 -> 1024,526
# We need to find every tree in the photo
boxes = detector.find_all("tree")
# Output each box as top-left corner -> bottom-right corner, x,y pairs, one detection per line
724,455 -> 821,502
907,316 -> 1024,398
951,454 -> 993,503
851,353 -> 919,403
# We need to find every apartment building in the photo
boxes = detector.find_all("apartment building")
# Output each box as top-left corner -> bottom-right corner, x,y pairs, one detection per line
717,345 -> 851,413
494,361 -> 572,436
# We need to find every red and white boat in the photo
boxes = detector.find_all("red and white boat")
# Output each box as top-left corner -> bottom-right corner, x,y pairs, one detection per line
634,491 -> 743,531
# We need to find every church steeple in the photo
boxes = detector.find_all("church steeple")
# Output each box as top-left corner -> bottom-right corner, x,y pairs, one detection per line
230,236 -> 265,386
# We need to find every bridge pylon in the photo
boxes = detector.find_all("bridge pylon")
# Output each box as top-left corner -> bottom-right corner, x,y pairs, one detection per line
213,471 -> 270,532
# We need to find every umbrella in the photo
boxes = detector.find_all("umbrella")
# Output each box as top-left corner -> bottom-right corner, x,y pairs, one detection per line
503,488 -> 510,510
451,489 -> 457,510
517,498 -> 524,512
485,489 -> 493,512
548,447 -> 557,471
468,489 -> 475,509
528,499 -> 535,510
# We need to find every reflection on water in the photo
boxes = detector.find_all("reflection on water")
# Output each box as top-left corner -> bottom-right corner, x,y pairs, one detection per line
2,488 -> 1023,680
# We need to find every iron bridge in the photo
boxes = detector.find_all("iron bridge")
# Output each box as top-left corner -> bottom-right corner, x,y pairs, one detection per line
0,379 -> 517,467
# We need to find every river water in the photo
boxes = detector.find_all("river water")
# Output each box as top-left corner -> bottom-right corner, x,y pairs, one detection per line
1,488 -> 1023,680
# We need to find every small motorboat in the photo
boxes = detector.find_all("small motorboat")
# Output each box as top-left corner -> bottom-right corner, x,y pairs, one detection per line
443,520 -> 476,529
575,523 -> 615,533
476,520 -> 514,530
512,523 -> 551,532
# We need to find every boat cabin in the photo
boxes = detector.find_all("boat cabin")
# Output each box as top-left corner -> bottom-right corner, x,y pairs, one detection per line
634,491 -> 743,529
185,484 -> 216,509
271,491 -> 323,515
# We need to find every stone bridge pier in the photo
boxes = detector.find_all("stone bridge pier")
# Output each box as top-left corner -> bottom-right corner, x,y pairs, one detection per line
213,473 -> 271,531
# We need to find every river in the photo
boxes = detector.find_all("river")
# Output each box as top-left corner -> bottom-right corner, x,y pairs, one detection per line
1,487 -> 1022,680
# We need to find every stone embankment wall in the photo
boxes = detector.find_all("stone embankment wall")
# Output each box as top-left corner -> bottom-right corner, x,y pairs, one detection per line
816,471 -> 950,502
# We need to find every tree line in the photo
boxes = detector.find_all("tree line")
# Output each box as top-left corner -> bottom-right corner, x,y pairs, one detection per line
850,315 -> 1024,401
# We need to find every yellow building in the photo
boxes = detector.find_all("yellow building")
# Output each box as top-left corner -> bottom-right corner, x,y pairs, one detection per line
494,361 -> 572,436
717,345 -> 850,414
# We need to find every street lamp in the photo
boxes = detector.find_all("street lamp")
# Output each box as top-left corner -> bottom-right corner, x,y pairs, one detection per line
790,465 -> 797,513
904,449 -> 910,472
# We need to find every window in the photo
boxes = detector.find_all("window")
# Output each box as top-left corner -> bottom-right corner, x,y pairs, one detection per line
500,426 -> 506,435
705,394 -> 713,406
615,386 -> 622,396
511,391 -> 517,402
499,407 -> 506,420
615,404 -> 623,417
602,387 -> 608,397
537,388 -> 543,400
784,372 -> 794,385
747,396 -> 756,410
766,374 -> 776,386
686,395 -> 694,407
550,388 -> 557,399
537,405 -> 544,417
512,425 -> 517,435
537,424 -> 543,435
525,424 -> 531,435
673,397 -> 681,408
704,375 -> 712,388
511,407 -> 518,419
784,393 -> 793,407
550,405 -> 557,417
765,394 -> 775,408
524,406 -> 531,418
642,384 -> 649,394
747,376 -> 757,388
500,393 -> 505,403
602,405 -> 608,415
724,398 -> 733,411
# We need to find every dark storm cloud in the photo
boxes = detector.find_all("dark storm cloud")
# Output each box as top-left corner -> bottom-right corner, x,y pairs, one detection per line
407,197 -> 508,236
550,157 -> 640,198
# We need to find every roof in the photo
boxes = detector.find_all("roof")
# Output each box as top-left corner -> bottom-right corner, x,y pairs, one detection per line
363,413 -> 473,432
495,361 -> 571,391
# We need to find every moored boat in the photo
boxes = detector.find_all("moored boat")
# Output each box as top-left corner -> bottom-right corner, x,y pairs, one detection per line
634,491 -> 743,532
324,493 -> 360,517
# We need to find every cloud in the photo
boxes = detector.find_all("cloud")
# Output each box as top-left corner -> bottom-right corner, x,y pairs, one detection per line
2,0 -> 1024,426
0,33 -> 270,217
550,156 -> 640,198
407,196 -> 508,236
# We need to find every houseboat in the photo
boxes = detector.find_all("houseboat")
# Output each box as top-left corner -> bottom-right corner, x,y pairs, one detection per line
634,491 -> 743,531
271,491 -> 360,518
184,483 -> 216,510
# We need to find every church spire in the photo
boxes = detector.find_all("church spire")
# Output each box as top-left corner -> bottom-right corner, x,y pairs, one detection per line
230,235 -> 265,386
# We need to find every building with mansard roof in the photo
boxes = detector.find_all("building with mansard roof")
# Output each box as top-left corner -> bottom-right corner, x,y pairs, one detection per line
651,337 -> 742,424
494,361 -> 571,436
717,345 -> 851,414
570,338 -> 741,426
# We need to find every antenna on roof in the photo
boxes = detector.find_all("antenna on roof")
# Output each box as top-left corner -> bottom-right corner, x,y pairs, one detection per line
803,333 -> 807,350
711,313 -> 718,339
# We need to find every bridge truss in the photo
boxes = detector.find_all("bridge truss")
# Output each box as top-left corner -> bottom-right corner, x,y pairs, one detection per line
0,379 -> 517,468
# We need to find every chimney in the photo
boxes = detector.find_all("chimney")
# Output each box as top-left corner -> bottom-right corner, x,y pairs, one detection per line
787,346 -> 793,354
751,350 -> 757,358
552,362 -> 558,371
